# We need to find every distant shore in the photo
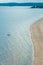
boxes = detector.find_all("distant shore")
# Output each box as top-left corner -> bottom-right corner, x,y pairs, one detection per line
0,2 -> 43,8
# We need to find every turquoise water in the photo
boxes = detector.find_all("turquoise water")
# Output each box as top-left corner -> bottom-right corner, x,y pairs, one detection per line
0,7 -> 43,65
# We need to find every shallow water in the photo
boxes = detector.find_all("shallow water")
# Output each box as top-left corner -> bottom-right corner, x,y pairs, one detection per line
0,6 -> 43,65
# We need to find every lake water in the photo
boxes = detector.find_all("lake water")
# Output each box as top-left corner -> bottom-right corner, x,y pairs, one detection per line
0,6 -> 43,65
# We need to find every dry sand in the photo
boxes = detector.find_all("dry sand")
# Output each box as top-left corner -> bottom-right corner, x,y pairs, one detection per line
30,18 -> 43,65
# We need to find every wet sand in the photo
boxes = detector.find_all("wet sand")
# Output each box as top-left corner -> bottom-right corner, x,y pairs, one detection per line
30,18 -> 43,65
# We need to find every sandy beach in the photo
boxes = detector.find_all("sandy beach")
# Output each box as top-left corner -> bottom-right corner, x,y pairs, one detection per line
30,18 -> 43,65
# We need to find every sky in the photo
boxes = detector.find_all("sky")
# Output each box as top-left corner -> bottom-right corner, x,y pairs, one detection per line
0,0 -> 43,3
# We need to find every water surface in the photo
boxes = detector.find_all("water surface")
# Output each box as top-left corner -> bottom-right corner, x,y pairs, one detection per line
0,7 -> 43,65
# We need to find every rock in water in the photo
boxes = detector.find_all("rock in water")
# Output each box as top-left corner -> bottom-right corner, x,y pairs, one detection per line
30,18 -> 43,65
